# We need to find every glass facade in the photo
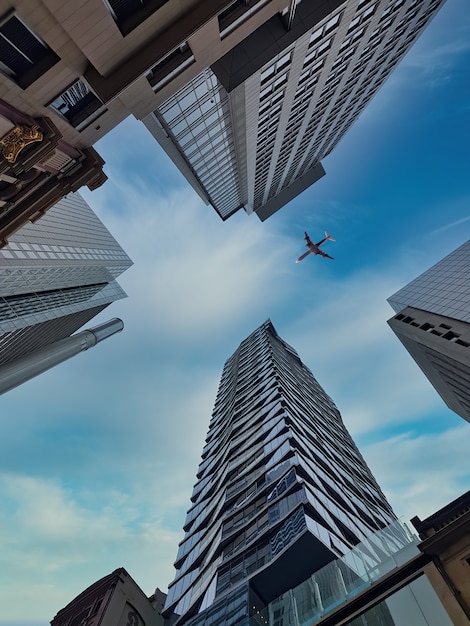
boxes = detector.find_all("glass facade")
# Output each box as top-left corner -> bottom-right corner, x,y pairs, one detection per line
267,519 -> 417,626
163,321 -> 397,626
154,70 -> 243,220
0,192 -> 132,366
388,240 -> 470,323
146,0 -> 446,221
387,240 -> 470,422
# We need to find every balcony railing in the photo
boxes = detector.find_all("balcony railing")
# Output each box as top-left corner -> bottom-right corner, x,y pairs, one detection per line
265,519 -> 418,626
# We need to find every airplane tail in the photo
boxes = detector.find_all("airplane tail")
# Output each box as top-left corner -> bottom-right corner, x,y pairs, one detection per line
325,231 -> 335,242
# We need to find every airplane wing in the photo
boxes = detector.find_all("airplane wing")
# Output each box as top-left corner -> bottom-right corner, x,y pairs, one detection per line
304,231 -> 313,246
296,250 -> 312,263
319,250 -> 334,260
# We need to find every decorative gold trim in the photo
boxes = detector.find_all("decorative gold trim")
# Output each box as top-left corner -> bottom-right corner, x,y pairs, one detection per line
0,125 -> 43,163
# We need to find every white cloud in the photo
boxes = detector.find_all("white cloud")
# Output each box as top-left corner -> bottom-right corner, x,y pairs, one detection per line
0,473 -> 180,622
284,264 -> 442,435
0,170 -> 300,622
362,424 -> 470,523
82,174 -> 294,345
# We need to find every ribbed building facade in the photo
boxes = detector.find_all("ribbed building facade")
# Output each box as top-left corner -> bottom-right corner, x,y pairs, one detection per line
0,192 -> 132,366
388,240 -> 470,422
145,0 -> 446,221
163,321 -> 397,626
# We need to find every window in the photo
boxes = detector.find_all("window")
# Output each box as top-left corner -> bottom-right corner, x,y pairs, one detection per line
105,0 -> 169,36
147,43 -> 194,91
50,79 -> 105,129
325,13 -> 341,32
0,13 -> 59,88
218,0 -> 268,37
260,51 -> 292,85
309,28 -> 323,47
420,322 -> 433,331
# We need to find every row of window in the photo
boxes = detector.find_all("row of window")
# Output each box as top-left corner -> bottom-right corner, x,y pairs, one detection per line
0,0 -> 176,87
178,434 -> 294,604
264,364 -> 395,531
185,585 -> 248,626
158,71 -> 242,218
216,540 -> 270,595
0,0 -> 282,136
253,47 -> 294,203
254,7 -> 344,202
2,240 -> 128,261
200,391 -> 277,481
0,282 -> 107,321
0,13 -> 102,129
255,0 -> 438,199
396,313 -> 470,348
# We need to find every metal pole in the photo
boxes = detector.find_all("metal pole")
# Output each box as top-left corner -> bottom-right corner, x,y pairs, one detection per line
0,318 -> 124,394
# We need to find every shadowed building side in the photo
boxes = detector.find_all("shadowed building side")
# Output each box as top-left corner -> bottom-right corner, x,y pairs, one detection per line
50,567 -> 165,626
388,240 -> 470,422
411,490 -> 470,625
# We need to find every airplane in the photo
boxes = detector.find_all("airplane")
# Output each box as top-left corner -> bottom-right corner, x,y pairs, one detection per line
296,231 -> 335,263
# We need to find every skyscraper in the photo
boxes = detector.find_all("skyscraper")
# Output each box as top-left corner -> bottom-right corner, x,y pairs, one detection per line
387,240 -> 470,422
0,0 -> 446,235
145,0 -> 446,221
163,320 -> 397,626
0,0 -> 265,241
0,192 -> 132,368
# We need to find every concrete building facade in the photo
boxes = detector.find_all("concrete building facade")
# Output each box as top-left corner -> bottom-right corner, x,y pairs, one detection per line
162,320 -> 398,626
50,568 -> 164,626
412,490 -> 470,626
0,0 -> 290,238
388,240 -> 470,422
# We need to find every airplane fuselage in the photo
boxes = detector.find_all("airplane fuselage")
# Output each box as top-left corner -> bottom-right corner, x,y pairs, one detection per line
308,243 -> 322,255
296,231 -> 335,262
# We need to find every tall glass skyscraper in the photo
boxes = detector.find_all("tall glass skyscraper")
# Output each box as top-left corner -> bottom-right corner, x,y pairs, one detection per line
0,192 -> 132,367
163,321 -> 397,626
145,0 -> 446,221
388,240 -> 470,422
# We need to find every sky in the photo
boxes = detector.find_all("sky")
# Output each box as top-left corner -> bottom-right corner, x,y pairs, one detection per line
1,0 -> 469,623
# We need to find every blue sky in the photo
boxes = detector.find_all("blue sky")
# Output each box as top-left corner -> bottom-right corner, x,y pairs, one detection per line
1,0 -> 470,623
